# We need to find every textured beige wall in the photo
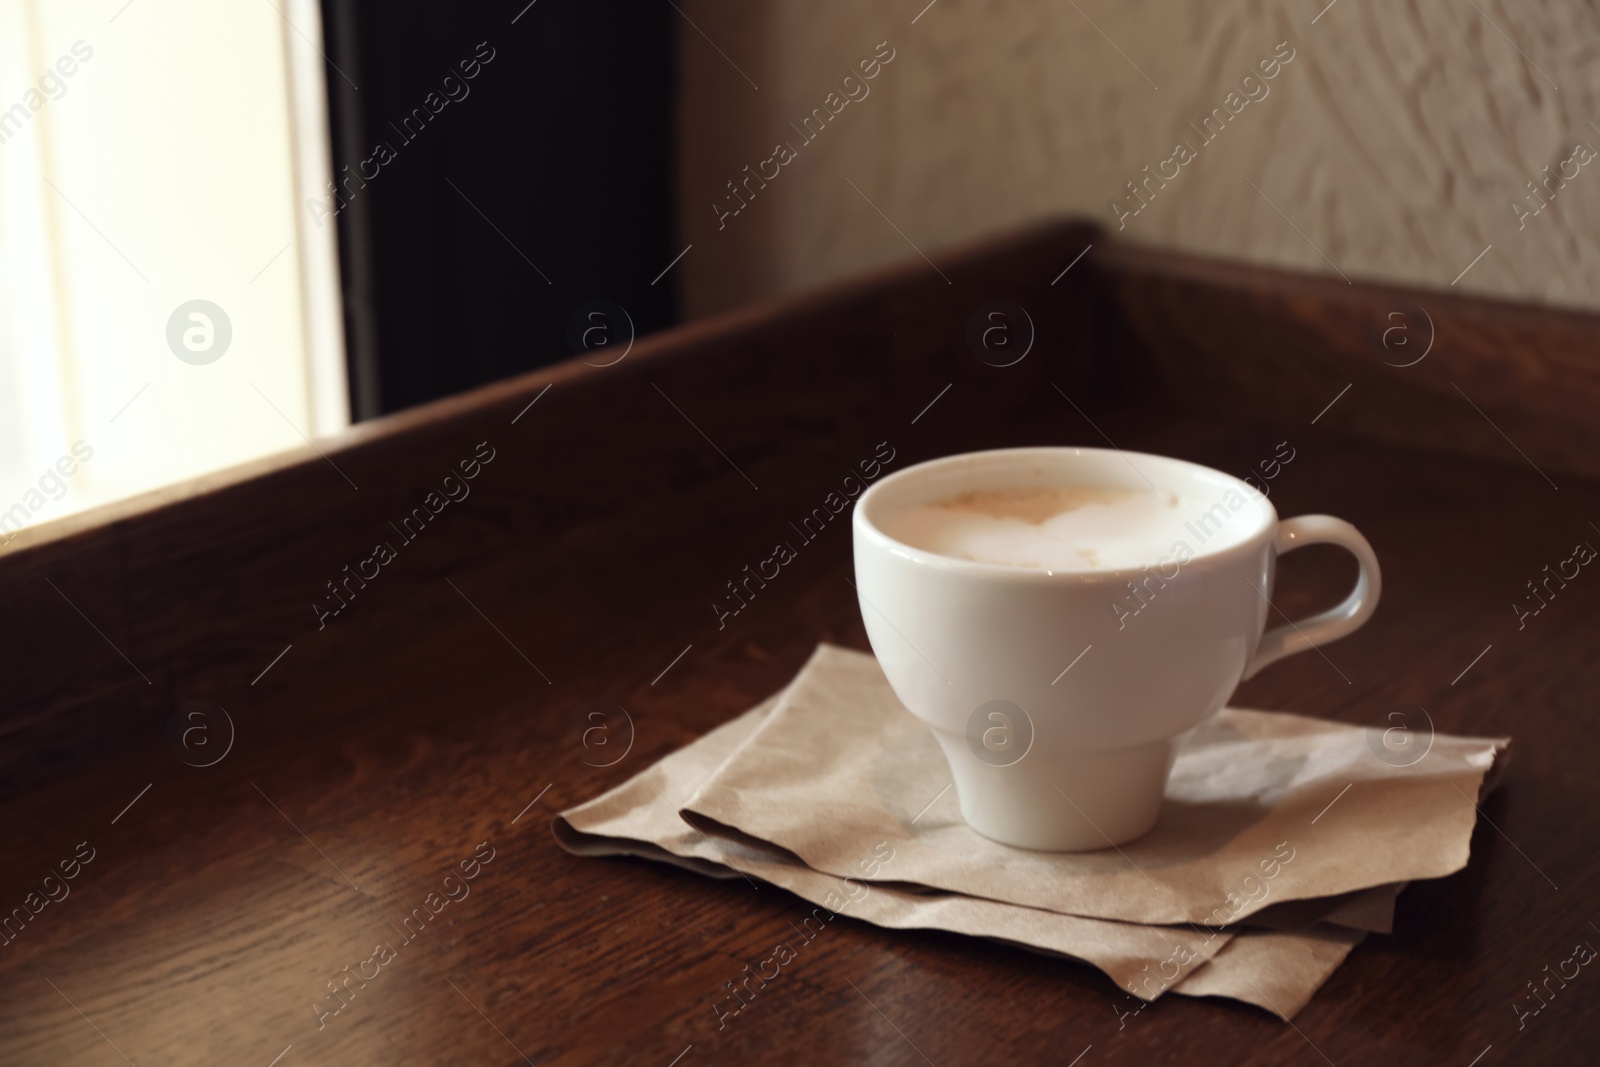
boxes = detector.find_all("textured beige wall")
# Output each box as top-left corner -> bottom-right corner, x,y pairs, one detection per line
677,0 -> 1600,318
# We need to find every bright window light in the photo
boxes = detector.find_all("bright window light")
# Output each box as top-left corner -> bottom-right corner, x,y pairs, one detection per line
0,0 -> 347,548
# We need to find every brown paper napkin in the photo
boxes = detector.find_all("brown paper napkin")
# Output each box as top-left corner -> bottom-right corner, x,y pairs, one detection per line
555,684 -> 1391,1017
557,695 -> 1227,997
1171,925 -> 1365,1017
683,645 -> 1509,926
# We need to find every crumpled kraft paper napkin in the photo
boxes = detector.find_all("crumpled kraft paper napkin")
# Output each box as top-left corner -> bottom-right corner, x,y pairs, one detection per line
555,689 -> 1380,1017
556,695 -> 1222,997
683,645 -> 1510,927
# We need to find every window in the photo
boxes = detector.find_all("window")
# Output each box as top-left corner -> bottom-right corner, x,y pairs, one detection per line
0,0 -> 346,545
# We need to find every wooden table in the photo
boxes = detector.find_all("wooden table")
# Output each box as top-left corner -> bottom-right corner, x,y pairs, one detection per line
2,221 -> 1596,1065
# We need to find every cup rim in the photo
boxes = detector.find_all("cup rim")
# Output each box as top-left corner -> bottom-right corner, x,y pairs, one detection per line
854,446 -> 1279,582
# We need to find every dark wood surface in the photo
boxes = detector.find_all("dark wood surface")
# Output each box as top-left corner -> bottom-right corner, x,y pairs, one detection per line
2,221 -> 1597,1065
1097,239 -> 1600,482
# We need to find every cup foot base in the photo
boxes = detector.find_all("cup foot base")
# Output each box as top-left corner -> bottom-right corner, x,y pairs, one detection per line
944,737 -> 1175,852
963,808 -> 1162,852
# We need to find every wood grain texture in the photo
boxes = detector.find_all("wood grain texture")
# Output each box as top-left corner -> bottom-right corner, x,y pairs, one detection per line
0,219 -> 1098,801
2,221 -> 1598,1065
1095,239 -> 1600,481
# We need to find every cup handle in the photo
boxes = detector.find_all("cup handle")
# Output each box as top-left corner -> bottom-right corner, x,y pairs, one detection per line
1242,515 -> 1382,680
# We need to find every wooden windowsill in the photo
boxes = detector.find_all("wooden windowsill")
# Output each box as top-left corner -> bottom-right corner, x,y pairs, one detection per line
1,219 -> 1593,1064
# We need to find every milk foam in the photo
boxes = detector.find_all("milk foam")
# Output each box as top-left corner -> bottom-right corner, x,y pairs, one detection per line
881,485 -> 1262,571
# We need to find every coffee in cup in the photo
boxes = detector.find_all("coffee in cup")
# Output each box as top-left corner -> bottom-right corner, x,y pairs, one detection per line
852,447 -> 1380,851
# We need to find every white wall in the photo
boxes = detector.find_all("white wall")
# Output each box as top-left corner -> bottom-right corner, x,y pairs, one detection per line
677,0 -> 1600,318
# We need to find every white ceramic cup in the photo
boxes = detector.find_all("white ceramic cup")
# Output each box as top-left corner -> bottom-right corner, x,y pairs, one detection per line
852,446 -> 1381,851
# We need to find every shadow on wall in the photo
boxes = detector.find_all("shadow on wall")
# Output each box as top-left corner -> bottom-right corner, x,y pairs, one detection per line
321,0 -> 679,418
